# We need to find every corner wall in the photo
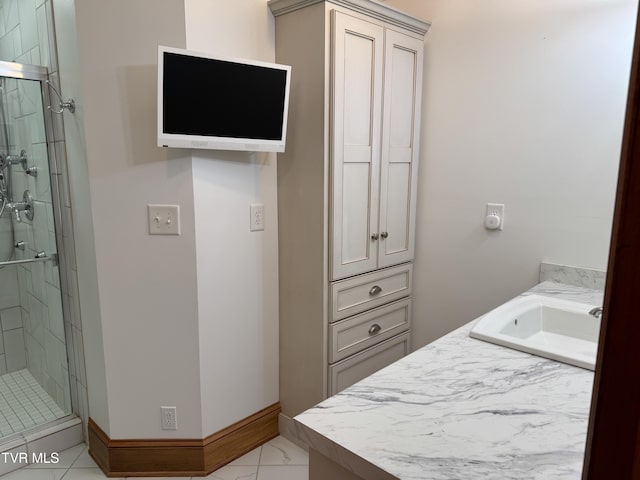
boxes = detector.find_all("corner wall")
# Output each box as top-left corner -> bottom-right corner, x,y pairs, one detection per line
58,0 -> 279,440
72,0 -> 203,438
386,0 -> 637,347
184,0 -> 280,434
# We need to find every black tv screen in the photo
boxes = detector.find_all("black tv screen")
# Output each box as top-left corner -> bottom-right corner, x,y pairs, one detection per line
158,46 -> 291,152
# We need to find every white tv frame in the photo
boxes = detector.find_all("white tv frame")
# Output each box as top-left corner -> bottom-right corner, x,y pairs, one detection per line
157,45 -> 291,152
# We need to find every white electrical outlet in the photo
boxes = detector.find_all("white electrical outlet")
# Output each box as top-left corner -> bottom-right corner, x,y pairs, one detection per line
250,204 -> 265,231
148,205 -> 181,235
485,203 -> 505,231
161,406 -> 177,430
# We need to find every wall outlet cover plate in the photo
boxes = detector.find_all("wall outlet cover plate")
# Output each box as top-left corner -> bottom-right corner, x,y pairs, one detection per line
485,203 -> 504,231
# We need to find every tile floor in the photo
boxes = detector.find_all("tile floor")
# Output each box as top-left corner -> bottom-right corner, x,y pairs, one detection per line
0,435 -> 309,480
0,369 -> 65,436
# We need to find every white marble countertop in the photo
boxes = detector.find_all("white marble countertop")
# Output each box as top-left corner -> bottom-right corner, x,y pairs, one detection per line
293,281 -> 603,480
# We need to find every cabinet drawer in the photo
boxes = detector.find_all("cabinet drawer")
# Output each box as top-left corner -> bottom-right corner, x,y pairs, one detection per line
328,332 -> 409,396
330,263 -> 412,322
329,298 -> 410,363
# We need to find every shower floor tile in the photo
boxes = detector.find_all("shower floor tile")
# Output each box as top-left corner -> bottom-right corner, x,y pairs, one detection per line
0,369 -> 65,436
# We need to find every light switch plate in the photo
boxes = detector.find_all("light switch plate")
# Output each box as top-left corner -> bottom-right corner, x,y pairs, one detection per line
148,204 -> 181,235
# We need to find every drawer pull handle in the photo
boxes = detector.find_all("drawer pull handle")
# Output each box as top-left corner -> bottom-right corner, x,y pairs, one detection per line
371,233 -> 379,241
368,323 -> 382,335
380,231 -> 388,239
369,285 -> 382,296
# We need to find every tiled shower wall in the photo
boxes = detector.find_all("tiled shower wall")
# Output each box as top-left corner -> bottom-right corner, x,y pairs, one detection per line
0,0 -> 89,435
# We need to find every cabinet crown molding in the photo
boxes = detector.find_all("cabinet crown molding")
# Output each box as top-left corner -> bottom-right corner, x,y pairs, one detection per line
267,0 -> 431,36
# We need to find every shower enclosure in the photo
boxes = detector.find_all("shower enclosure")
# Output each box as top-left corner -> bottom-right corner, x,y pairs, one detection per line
0,61 -> 73,441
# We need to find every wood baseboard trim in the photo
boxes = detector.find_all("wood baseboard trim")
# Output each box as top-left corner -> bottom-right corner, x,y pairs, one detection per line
88,403 -> 281,477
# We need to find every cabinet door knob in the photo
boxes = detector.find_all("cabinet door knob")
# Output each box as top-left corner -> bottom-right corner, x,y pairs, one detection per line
369,285 -> 382,296
371,233 -> 379,241
368,323 -> 382,335
380,231 -> 388,239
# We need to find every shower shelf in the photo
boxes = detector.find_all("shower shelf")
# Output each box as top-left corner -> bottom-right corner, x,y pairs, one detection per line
0,252 -> 57,268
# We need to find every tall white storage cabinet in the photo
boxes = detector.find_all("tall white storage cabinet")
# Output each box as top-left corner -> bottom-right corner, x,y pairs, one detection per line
269,0 -> 429,420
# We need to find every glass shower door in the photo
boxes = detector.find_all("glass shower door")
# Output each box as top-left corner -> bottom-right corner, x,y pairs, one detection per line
0,63 -> 72,438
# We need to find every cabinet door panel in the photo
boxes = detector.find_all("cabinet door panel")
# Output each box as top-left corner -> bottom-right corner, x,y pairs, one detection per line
384,163 -> 411,255
331,11 -> 384,280
341,163 -> 373,265
389,47 -> 417,147
378,29 -> 424,269
344,32 -> 376,146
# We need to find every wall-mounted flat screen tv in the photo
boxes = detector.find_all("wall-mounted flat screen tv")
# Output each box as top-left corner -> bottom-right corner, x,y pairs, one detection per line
157,45 -> 291,152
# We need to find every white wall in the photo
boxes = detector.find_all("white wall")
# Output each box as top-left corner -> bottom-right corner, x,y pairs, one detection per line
60,0 -> 279,439
386,0 -> 637,347
184,0 -> 280,434
72,0 -> 204,438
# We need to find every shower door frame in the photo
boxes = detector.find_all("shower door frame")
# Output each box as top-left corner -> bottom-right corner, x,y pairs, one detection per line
0,60 -> 77,425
